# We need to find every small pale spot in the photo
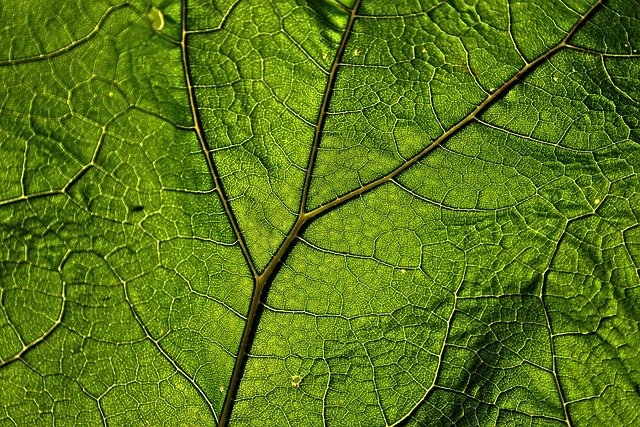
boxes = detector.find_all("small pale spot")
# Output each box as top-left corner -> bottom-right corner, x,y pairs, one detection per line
322,51 -> 328,60
291,375 -> 303,388
354,48 -> 360,57
148,6 -> 165,31
553,76 -> 559,82
108,91 -> 114,97
393,125 -> 429,160
219,386 -> 225,393
594,198 -> 600,205
400,269 -> 407,274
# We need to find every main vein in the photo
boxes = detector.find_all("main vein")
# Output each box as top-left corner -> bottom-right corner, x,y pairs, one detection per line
219,1 -> 362,425
182,0 -> 602,424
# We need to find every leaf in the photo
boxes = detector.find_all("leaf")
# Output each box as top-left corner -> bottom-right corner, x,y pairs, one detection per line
0,0 -> 638,425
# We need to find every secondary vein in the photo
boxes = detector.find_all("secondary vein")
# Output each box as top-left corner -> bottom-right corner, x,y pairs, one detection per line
299,0 -> 363,214
306,0 -> 604,221
180,0 -> 258,279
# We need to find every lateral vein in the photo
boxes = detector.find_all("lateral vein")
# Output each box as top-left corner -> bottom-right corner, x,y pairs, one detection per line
306,0 -> 604,221
180,0 -> 258,279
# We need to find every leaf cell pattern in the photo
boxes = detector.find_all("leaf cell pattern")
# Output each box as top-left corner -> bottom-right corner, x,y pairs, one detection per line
0,0 -> 638,426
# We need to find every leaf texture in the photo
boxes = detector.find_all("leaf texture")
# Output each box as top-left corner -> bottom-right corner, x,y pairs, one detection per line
0,0 -> 639,426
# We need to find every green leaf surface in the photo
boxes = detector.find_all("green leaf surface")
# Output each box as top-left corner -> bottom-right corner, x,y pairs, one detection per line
1,0 -> 639,425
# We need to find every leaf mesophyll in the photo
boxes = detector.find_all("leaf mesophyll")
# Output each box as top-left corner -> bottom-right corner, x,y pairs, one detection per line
0,0 -> 638,426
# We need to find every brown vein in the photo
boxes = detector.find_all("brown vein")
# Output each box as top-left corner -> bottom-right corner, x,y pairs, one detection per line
180,0 -> 258,279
